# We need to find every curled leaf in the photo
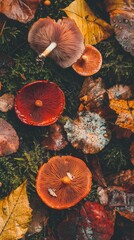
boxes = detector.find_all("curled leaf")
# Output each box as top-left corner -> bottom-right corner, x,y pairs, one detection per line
0,181 -> 32,239
0,0 -> 41,23
0,118 -> 19,156
62,0 -> 113,45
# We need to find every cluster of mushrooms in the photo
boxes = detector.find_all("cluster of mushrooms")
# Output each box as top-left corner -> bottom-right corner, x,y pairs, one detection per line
1,16 -> 108,209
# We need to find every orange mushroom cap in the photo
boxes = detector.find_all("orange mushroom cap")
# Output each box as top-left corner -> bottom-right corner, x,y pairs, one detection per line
36,156 -> 92,209
72,45 -> 102,76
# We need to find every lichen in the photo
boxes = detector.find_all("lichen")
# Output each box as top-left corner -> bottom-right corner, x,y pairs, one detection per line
64,111 -> 111,154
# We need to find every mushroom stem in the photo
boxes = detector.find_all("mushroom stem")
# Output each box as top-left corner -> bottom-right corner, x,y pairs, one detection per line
35,99 -> 43,107
61,176 -> 71,185
81,55 -> 88,61
39,42 -> 57,58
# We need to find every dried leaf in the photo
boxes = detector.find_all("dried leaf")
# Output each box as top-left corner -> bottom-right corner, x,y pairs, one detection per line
41,123 -> 68,151
79,201 -> 115,240
97,187 -> 109,206
0,93 -> 14,112
62,0 -> 113,45
0,0 -> 41,23
130,140 -> 134,165
79,77 -> 107,112
28,196 -> 48,236
110,99 -> 134,132
107,84 -> 132,100
112,125 -> 132,138
91,157 -> 107,188
0,181 -> 32,239
64,111 -> 111,154
105,0 -> 134,56
0,118 -> 19,156
108,189 -> 134,219
106,169 -> 134,192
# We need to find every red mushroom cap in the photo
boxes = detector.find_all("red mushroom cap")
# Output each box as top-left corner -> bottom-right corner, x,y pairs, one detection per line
15,80 -> 65,126
36,156 -> 92,209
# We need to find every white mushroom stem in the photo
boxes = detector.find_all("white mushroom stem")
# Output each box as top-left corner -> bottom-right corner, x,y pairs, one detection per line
39,42 -> 57,58
81,55 -> 88,61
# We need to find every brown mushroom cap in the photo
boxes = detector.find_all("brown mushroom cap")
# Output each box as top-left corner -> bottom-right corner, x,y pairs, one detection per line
28,17 -> 85,68
36,156 -> 92,209
72,45 -> 102,76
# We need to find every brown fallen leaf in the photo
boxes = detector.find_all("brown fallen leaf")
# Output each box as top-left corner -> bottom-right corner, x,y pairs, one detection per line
0,118 -> 19,156
0,93 -> 14,112
62,0 -> 113,45
112,125 -> 132,139
109,99 -> 134,132
41,123 -> 68,151
104,0 -> 134,56
79,201 -> 115,240
97,186 -> 109,206
130,140 -> 134,165
113,212 -> 134,240
91,157 -> 107,188
79,77 -> 107,112
28,195 -> 48,236
108,188 -> 134,220
106,169 -> 134,192
0,0 -> 41,23
0,181 -> 32,239
107,84 -> 132,100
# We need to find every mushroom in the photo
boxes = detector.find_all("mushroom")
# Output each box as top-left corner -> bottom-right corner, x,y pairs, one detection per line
64,111 -> 111,154
15,80 -> 65,126
0,118 -> 19,156
28,17 -> 85,68
0,93 -> 14,112
36,155 -> 92,209
72,45 -> 102,76
41,123 -> 68,151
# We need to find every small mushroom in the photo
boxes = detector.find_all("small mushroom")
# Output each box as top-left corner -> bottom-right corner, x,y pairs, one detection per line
0,93 -> 14,112
0,118 -> 19,156
36,156 -> 92,209
64,111 -> 111,154
41,123 -> 68,151
72,45 -> 102,76
15,80 -> 65,126
28,17 -> 85,68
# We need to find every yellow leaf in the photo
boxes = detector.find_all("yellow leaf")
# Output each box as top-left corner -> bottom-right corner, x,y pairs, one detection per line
62,0 -> 113,45
0,181 -> 32,240
110,99 -> 134,132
